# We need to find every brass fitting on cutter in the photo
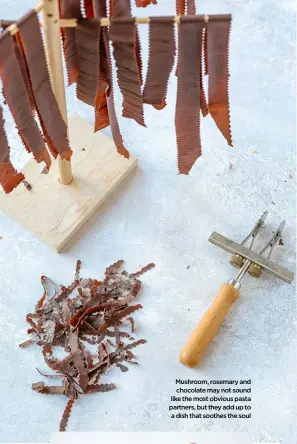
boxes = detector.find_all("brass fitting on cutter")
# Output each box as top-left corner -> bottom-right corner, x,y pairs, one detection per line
230,254 -> 244,268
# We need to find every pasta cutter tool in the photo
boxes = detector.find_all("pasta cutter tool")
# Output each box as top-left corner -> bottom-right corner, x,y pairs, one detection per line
179,211 -> 294,367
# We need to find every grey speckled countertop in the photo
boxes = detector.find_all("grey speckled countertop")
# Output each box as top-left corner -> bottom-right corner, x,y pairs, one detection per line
0,0 -> 296,443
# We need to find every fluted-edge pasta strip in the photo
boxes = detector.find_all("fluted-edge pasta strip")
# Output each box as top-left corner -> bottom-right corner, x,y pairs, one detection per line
93,0 -> 107,16
59,399 -> 75,432
101,27 -> 130,158
110,17 -> 145,127
175,0 -> 195,76
175,16 -> 204,174
59,0 -> 82,85
110,0 -> 143,85
175,1 -> 208,117
143,17 -> 175,110
186,0 -> 208,119
203,26 -> 208,75
0,31 -> 51,172
0,105 -> 24,194
93,0 -> 110,130
135,0 -> 157,6
200,62 -> 208,117
175,0 -> 185,15
14,33 -> 36,112
76,19 -> 101,106
207,15 -> 232,146
83,0 -> 95,17
186,0 -> 196,15
17,10 -> 72,160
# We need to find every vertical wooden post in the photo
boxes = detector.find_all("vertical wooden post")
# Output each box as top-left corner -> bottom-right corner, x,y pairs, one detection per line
41,0 -> 73,185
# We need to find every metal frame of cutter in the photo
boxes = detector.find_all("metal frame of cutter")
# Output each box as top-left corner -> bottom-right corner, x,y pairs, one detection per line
209,212 -> 294,287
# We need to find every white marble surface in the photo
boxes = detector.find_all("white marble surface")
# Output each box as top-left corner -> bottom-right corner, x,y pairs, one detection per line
0,0 -> 296,443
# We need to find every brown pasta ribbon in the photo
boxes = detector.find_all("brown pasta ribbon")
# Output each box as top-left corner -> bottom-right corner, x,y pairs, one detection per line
175,0 -> 195,16
13,33 -> 36,112
17,10 -> 72,160
175,0 -> 185,15
93,0 -> 106,16
0,31 -> 51,172
93,0 -> 110,131
110,0 -> 143,85
94,73 -> 110,131
207,15 -> 232,146
186,0 -> 196,15
203,26 -> 208,75
76,19 -> 101,106
175,16 -> 204,175
175,2 -> 208,117
200,62 -> 208,117
83,0 -> 95,17
143,17 -> 175,110
110,17 -> 145,127
0,105 -> 24,194
135,0 -> 157,6
101,28 -> 130,158
59,0 -> 82,85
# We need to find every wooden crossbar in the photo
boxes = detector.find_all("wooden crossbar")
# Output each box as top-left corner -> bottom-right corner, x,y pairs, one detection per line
59,15 -> 210,28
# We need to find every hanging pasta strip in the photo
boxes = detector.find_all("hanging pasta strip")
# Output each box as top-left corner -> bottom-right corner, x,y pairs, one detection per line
135,0 -> 157,6
76,19 -> 101,106
59,0 -> 82,85
175,0 -> 185,15
175,0 -> 195,77
199,25 -> 209,117
83,0 -> 95,17
110,0 -> 143,85
95,31 -> 110,131
203,26 -> 208,75
175,16 -> 204,174
110,17 -> 145,127
93,0 -> 107,16
94,83 -> 110,131
186,0 -> 196,14
207,15 -> 232,146
143,17 -> 175,110
92,0 -> 110,130
200,62 -> 208,117
13,33 -> 36,112
94,83 -> 110,130
93,1 -> 128,152
175,1 -> 207,117
101,28 -> 130,158
76,19 -> 111,133
0,31 -> 51,171
0,105 -> 24,194
17,10 -> 72,160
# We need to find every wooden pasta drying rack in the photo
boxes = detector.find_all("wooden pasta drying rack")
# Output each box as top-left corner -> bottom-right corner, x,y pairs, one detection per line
0,0 -> 210,253
0,0 -> 138,253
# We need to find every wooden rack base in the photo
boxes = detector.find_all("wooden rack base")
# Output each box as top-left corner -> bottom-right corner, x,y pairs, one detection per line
0,115 -> 137,252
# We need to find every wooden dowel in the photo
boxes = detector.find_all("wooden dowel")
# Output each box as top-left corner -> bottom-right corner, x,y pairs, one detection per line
35,2 -> 43,13
41,0 -> 73,185
59,14 -> 210,28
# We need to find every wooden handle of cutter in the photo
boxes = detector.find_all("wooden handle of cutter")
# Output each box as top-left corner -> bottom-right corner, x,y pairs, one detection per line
179,283 -> 239,367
